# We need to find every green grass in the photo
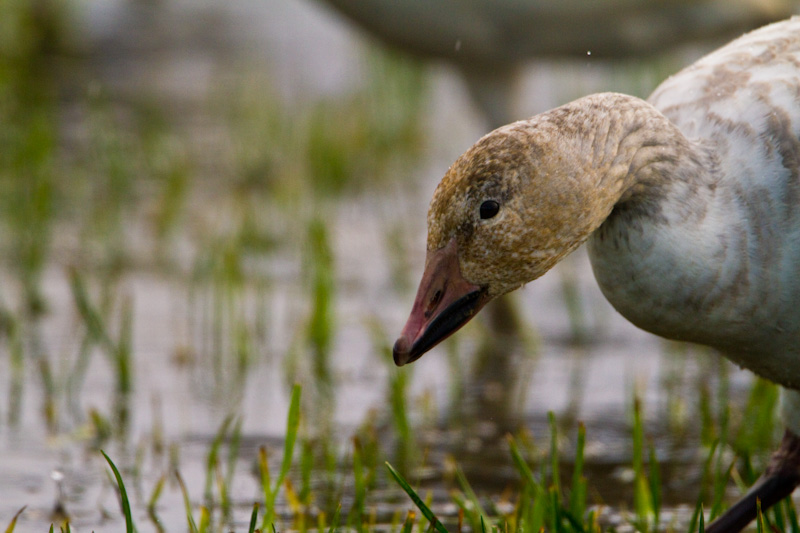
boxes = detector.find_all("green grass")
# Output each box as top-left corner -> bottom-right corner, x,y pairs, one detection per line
102,451 -> 134,533
506,419 -> 595,533
631,397 -> 658,532
8,384 -> 787,533
3,506 -> 26,533
386,462 -> 448,533
204,415 -> 235,511
260,384 -> 302,530
368,319 -> 415,469
301,49 -> 427,196
306,217 -> 336,391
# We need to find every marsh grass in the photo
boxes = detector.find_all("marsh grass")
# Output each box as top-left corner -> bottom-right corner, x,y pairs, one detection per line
386,462 -> 448,533
368,320 -> 416,469
631,397 -> 660,532
5,311 -> 24,425
285,215 -> 338,436
7,386 -> 788,533
306,218 -> 336,389
505,418 -> 598,533
0,30 -> 58,315
348,435 -> 370,531
102,451 -> 134,533
68,269 -> 133,432
176,470 -> 201,532
3,506 -> 26,533
383,401 -> 777,533
260,384 -> 302,530
68,377 -> 790,533
147,473 -> 167,526
3,162 -> 53,317
303,49 -> 427,196
453,465 -> 496,532
203,414 -> 240,518
186,230 -> 272,408
734,379 -> 779,467
398,416 -> 591,533
218,47 -> 426,209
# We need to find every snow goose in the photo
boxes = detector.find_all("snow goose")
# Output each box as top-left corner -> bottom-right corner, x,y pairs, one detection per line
394,17 -> 800,532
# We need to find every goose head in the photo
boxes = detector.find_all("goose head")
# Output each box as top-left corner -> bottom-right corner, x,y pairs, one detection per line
393,115 -> 608,366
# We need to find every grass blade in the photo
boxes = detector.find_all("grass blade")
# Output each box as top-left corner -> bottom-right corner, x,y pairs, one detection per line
176,470 -> 199,533
198,506 -> 211,533
569,423 -> 587,522
400,510 -> 416,533
548,485 -> 561,533
327,504 -> 342,533
756,498 -> 764,533
258,445 -> 271,508
148,475 -> 166,513
262,384 -> 302,530
455,465 -> 494,531
699,504 -> 705,533
785,497 -> 800,533
632,397 -> 654,530
226,417 -> 244,489
508,434 -> 548,532
69,270 -> 113,351
147,474 -> 166,530
772,495 -> 786,533
385,462 -> 448,533
277,384 -> 302,490
648,444 -> 662,530
205,415 -> 234,503
507,435 -> 538,487
690,500 -> 704,533
548,412 -> 561,496
248,503 -> 259,533
101,451 -> 134,533
4,506 -> 26,533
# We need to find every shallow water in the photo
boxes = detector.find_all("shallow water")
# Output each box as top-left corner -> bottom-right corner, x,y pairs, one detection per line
0,1 -> 778,531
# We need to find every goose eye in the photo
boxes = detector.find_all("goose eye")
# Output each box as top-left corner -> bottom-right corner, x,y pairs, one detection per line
479,200 -> 500,220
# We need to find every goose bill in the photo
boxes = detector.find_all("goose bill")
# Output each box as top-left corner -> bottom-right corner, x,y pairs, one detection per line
392,239 -> 489,366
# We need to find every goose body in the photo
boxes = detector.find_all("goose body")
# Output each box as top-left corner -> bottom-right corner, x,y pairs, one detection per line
394,17 -> 800,531
590,19 -> 800,387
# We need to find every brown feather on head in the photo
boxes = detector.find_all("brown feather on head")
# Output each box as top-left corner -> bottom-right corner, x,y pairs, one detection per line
427,119 -> 600,299
394,118 -> 595,365
395,93 -> 659,366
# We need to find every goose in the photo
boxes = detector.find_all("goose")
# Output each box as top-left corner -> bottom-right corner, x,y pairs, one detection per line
321,0 -> 799,436
393,17 -> 800,532
317,0 -> 796,127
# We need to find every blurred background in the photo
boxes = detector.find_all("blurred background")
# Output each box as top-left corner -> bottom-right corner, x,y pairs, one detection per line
0,0 -> 797,530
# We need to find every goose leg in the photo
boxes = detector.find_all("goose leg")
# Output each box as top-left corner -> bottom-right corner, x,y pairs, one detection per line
705,429 -> 800,533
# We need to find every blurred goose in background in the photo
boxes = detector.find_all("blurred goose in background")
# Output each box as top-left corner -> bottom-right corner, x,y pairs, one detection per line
317,0 -> 795,127
393,17 -> 800,532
